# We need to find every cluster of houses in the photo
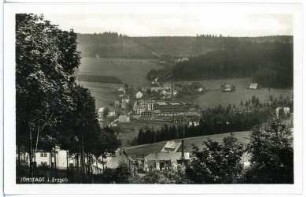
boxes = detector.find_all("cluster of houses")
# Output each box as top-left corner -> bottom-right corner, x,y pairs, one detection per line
18,146 -> 104,174
18,141 -> 191,174
132,99 -> 201,125
220,82 -> 260,92
97,79 -> 202,127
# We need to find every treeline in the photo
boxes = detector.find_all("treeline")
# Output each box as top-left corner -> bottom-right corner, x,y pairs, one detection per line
132,95 -> 292,145
77,32 -> 292,59
77,75 -> 122,84
77,33 -> 154,58
132,108 -> 268,146
171,40 -> 293,88
16,14 -> 121,178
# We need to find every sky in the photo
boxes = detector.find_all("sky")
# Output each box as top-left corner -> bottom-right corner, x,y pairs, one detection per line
42,4 -> 293,37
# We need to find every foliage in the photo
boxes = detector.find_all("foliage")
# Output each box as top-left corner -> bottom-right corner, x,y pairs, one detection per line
16,13 -> 79,156
185,133 -> 244,183
148,40 -> 293,88
243,119 -> 293,183
98,162 -> 131,183
131,169 -> 187,184
16,14 -> 121,177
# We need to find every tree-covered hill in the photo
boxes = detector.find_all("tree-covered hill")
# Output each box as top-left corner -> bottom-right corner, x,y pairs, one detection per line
77,33 -> 292,59
172,40 -> 293,88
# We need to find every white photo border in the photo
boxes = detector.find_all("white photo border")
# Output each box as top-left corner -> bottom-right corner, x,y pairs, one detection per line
3,1 -> 305,196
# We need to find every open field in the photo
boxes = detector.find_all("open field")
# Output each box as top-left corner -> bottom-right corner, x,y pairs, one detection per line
125,131 -> 251,157
78,81 -> 122,110
77,75 -> 122,84
177,78 -> 292,109
78,57 -> 162,87
117,121 -> 166,146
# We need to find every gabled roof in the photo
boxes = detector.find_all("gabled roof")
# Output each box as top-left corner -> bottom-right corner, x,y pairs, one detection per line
145,152 -> 190,161
161,141 -> 182,152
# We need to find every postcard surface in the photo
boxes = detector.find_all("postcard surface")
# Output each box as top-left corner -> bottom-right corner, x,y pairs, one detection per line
2,1 -> 305,196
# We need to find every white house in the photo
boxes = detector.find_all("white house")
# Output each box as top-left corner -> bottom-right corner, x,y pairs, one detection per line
249,83 -> 259,90
98,107 -> 104,121
118,87 -> 125,93
20,146 -> 104,173
222,84 -> 235,92
161,141 -> 182,153
276,107 -> 291,118
107,111 -> 116,117
144,152 -> 190,171
135,91 -> 143,99
118,115 -> 130,123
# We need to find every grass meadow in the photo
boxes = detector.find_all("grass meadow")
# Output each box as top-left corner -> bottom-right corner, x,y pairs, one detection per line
78,57 -> 162,87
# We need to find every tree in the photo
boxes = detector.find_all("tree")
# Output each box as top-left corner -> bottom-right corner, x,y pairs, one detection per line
115,162 -> 132,183
16,14 -> 121,179
185,133 -> 244,183
16,14 -> 78,175
99,162 -> 131,183
244,118 -> 293,183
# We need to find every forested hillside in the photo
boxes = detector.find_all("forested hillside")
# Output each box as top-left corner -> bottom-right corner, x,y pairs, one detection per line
77,33 -> 292,59
172,40 -> 293,88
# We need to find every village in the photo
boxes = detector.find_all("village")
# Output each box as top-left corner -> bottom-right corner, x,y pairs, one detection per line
96,76 -> 263,128
18,74 -> 291,178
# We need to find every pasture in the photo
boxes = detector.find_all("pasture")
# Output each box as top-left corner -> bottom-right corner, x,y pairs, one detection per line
78,81 -> 121,110
78,57 -> 162,87
117,121 -> 166,146
185,78 -> 292,109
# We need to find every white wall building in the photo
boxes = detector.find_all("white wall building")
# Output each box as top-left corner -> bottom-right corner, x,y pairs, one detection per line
136,91 -> 143,99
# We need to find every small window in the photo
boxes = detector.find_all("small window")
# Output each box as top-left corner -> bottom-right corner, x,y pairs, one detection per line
40,153 -> 47,157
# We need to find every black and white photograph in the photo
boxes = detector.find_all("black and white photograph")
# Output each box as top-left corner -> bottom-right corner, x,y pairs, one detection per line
2,0 -> 305,196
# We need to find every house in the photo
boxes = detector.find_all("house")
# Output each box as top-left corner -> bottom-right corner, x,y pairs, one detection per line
103,149 -> 136,174
20,146 -> 104,173
161,141 -> 182,152
141,87 -> 150,92
150,86 -> 165,92
276,107 -> 291,118
34,146 -> 68,170
151,77 -> 160,86
141,140 -> 190,171
133,100 -> 155,115
135,91 -> 143,99
107,111 -> 116,117
118,115 -> 130,123
154,102 -> 186,117
97,107 -> 104,121
197,87 -> 204,93
221,84 -> 235,92
118,87 -> 125,93
122,97 -> 130,104
162,82 -> 172,90
188,121 -> 200,127
121,97 -> 130,109
174,57 -> 189,63
144,152 -> 190,171
114,100 -> 120,108
161,90 -> 177,98
249,83 -> 259,90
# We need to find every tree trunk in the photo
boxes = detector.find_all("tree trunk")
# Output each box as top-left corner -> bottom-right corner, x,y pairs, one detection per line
29,126 -> 33,177
17,145 -> 21,176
